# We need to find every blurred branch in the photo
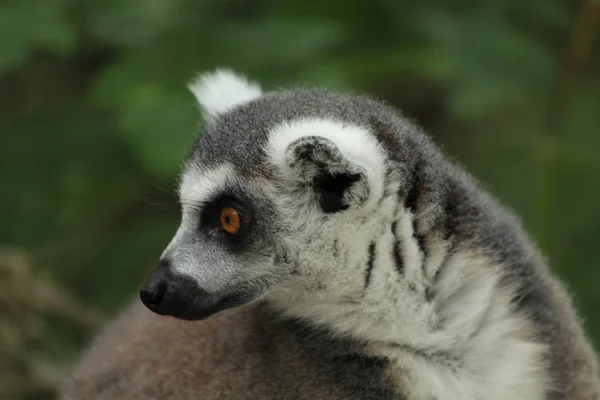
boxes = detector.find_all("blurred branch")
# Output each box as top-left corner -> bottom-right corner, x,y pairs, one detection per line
0,248 -> 106,329
0,247 -> 106,399
533,0 -> 600,255
547,0 -> 600,137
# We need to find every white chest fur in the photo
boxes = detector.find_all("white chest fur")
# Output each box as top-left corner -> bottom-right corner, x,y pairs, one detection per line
270,233 -> 549,400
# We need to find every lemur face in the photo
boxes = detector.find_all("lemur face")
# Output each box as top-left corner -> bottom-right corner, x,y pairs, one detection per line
140,70 -> 389,320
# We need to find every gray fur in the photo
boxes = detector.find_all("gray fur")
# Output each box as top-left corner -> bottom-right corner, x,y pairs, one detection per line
62,71 -> 600,400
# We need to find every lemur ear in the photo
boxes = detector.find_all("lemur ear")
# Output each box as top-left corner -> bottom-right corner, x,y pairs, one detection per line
188,68 -> 262,124
285,136 -> 370,213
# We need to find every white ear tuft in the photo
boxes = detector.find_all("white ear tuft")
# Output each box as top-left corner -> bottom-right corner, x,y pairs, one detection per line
188,68 -> 262,123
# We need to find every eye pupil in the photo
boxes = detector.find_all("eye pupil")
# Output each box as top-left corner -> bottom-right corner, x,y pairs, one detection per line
220,207 -> 241,234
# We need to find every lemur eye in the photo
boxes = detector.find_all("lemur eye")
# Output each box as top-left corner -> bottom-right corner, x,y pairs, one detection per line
220,207 -> 241,234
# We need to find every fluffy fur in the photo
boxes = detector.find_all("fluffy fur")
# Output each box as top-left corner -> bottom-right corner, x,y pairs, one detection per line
267,118 -> 387,211
188,68 -> 262,123
62,70 -> 600,400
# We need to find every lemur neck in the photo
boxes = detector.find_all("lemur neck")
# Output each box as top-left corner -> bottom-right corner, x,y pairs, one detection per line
268,202 -> 548,400
270,206 -> 495,352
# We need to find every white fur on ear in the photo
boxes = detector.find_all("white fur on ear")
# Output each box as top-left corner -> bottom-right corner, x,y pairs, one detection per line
188,68 -> 262,123
266,118 -> 388,212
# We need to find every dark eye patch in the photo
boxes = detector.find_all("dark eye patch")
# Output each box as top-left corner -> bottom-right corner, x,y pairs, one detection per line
198,190 -> 254,251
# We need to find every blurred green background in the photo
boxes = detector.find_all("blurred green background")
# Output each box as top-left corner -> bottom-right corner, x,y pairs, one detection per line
1,0 -> 599,398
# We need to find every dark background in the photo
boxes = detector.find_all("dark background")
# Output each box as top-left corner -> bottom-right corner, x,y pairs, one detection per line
1,0 -> 599,398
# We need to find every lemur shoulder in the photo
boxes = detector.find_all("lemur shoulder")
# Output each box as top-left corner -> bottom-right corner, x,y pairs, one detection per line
62,69 -> 600,400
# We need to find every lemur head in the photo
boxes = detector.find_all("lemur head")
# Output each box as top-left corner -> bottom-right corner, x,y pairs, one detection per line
140,69 -> 426,321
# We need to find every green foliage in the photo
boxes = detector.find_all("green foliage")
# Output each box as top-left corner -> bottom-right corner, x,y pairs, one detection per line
0,0 -> 74,73
0,0 -> 599,398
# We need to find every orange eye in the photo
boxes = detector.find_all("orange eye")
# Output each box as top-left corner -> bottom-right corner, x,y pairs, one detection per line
220,207 -> 241,234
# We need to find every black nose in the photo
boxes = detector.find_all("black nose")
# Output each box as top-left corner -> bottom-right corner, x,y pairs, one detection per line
139,258 -> 239,321
139,259 -> 170,313
139,278 -> 166,312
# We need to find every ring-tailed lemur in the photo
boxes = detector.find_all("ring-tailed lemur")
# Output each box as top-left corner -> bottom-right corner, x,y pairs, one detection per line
62,69 -> 600,400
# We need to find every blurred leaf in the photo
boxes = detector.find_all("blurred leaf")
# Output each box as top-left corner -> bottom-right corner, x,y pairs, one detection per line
83,0 -> 184,47
0,0 -> 74,73
92,62 -> 198,178
419,10 -> 556,116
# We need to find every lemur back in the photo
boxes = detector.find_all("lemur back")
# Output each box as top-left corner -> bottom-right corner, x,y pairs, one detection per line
64,301 -> 398,399
62,70 -> 600,400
